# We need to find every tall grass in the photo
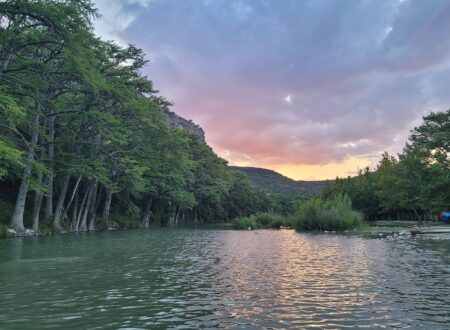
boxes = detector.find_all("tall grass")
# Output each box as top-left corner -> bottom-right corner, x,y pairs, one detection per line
233,212 -> 290,230
292,194 -> 362,231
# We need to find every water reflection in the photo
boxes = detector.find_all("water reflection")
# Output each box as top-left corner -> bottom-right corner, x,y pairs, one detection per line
0,229 -> 449,329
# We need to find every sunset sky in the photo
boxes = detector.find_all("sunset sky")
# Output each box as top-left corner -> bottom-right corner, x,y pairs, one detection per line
93,0 -> 450,180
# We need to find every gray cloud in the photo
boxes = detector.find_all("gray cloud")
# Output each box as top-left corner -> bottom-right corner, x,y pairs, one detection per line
94,0 -> 450,172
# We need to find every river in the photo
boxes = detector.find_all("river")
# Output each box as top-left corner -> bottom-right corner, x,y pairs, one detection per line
0,228 -> 449,329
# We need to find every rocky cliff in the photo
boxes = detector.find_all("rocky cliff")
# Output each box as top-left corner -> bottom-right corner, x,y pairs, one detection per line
162,107 -> 205,142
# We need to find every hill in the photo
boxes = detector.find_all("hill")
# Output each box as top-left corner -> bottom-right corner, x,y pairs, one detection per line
230,166 -> 329,197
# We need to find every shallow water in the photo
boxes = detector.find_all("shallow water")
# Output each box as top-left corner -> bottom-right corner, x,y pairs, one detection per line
0,228 -> 449,329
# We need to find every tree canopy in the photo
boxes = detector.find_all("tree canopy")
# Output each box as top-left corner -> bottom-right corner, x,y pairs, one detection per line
323,109 -> 450,221
0,0 -> 289,233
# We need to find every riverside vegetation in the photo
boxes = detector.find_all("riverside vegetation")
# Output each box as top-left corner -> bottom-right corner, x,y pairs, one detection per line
1,1 -> 448,238
0,0 -> 299,236
322,109 -> 450,222
233,109 -> 449,232
233,194 -> 362,231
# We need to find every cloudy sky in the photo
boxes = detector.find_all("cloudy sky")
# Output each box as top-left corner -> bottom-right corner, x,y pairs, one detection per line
93,0 -> 450,180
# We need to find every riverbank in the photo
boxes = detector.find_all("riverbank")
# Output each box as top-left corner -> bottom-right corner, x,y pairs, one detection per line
7,220 -> 445,239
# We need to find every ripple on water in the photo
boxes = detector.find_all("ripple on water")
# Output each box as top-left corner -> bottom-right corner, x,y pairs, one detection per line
0,229 -> 449,329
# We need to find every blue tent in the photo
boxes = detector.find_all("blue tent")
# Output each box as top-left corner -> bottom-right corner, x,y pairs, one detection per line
440,212 -> 450,223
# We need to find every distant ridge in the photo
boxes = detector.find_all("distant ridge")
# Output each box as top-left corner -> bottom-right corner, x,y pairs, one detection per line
230,166 -> 329,197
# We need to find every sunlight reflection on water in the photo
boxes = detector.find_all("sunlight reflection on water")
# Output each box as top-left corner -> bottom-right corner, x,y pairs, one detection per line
0,229 -> 449,329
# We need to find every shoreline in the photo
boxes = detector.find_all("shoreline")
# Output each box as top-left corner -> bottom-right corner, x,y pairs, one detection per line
4,221 -> 449,240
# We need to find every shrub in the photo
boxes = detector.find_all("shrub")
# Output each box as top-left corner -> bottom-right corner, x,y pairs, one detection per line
110,211 -> 140,229
233,212 -> 290,229
293,194 -> 362,231
254,212 -> 287,228
233,215 -> 259,230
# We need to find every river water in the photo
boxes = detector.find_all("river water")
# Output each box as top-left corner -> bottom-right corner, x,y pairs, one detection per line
0,228 -> 449,329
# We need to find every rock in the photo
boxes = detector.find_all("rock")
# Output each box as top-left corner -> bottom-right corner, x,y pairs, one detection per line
247,227 -> 252,230
378,233 -> 383,237
24,229 -> 35,235
7,228 -> 16,234
386,235 -> 393,240
162,107 -> 205,142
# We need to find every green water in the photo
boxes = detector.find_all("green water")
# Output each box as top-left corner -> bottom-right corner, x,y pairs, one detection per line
0,229 -> 449,329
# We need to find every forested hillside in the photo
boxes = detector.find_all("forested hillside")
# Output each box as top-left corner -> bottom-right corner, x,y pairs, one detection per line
231,167 -> 328,197
322,110 -> 450,221
0,0 -> 292,234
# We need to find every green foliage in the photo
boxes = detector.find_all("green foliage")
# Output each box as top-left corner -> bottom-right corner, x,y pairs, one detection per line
293,194 -> 363,231
0,140 -> 23,179
322,167 -> 379,220
254,212 -> 290,228
0,224 -> 9,238
410,109 -> 450,153
233,212 -> 291,230
5,0 -> 445,234
323,109 -> 450,222
0,0 -> 312,233
233,215 -> 259,230
109,211 -> 140,229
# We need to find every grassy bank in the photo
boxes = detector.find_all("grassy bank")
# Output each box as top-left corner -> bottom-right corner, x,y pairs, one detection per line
233,194 -> 363,232
233,212 -> 292,230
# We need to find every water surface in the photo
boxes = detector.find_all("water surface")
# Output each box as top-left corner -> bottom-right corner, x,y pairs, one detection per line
0,228 -> 449,329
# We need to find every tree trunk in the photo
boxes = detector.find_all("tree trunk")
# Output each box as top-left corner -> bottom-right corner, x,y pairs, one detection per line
44,114 -> 55,222
32,143 -> 46,232
168,208 -> 175,227
32,189 -> 44,232
79,182 -> 95,232
102,189 -> 113,226
53,175 -> 70,233
414,209 -> 421,222
10,107 -> 40,232
75,183 -> 91,232
175,207 -> 181,226
62,175 -> 82,222
71,189 -> 79,231
140,197 -> 153,228
88,180 -> 99,231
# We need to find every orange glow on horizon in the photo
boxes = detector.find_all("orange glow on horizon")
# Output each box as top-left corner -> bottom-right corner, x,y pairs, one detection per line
229,156 -> 376,181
